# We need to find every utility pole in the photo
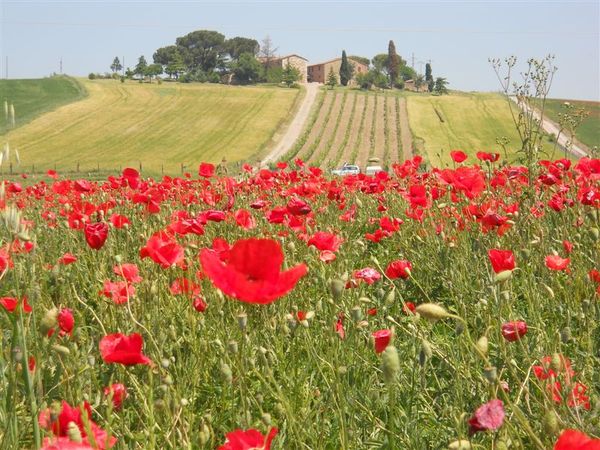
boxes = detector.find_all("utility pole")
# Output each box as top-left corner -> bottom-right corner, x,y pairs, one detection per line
5,56 -> 8,79
59,57 -> 63,74
122,56 -> 125,76
411,53 -> 415,70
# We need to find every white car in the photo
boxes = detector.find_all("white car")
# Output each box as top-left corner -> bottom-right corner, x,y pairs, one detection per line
332,164 -> 360,176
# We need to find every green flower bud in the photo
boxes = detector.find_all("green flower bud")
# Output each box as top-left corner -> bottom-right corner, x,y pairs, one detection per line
330,279 -> 345,299
415,303 -> 449,321
382,346 -> 400,384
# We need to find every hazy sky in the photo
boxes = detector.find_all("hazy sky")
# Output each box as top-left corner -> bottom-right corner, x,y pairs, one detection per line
1,0 -> 599,100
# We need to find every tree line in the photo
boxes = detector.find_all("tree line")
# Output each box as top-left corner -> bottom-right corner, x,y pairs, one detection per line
327,41 -> 448,94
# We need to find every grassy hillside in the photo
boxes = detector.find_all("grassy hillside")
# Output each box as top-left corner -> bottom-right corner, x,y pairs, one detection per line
1,79 -> 299,175
0,76 -> 86,134
542,99 -> 600,150
406,92 -> 546,166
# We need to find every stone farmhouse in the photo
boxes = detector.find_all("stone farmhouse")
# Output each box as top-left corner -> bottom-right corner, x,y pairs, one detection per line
259,54 -> 308,83
404,79 -> 429,92
307,57 -> 369,84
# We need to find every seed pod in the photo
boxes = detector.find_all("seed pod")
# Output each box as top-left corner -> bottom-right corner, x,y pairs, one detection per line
543,410 -> 559,436
40,307 -> 59,336
560,327 -> 572,343
330,279 -> 345,299
350,306 -> 362,321
495,441 -> 508,450
448,440 -> 471,450
227,340 -> 238,354
161,358 -> 170,369
384,289 -> 395,305
67,421 -> 83,443
382,346 -> 400,384
237,313 -> 247,330
415,303 -> 449,321
590,227 -> 599,240
261,412 -> 272,427
475,336 -> 488,357
286,241 -> 296,253
454,321 -> 465,336
220,362 -> 232,384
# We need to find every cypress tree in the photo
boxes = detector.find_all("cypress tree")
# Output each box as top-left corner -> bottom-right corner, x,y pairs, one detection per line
425,63 -> 434,92
339,50 -> 353,87
388,40 -> 400,88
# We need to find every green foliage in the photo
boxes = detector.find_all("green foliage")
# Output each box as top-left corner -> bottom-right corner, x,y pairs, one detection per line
175,29 -> 226,72
543,99 -> 599,149
145,63 -> 163,82
339,50 -> 354,87
264,67 -> 283,84
434,77 -> 449,95
327,68 -> 338,89
225,36 -> 260,60
349,55 -> 370,67
281,63 -> 300,87
232,53 -> 262,84
110,57 -> 122,74
88,72 -> 96,80
400,65 -> 417,82
355,72 -> 373,90
135,55 -> 148,78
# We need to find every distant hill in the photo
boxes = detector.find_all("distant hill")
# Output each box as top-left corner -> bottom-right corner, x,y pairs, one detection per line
0,76 -> 86,134
1,79 -> 299,175
542,99 -> 599,150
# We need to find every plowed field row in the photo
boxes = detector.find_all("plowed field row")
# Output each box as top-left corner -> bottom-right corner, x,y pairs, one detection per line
286,89 -> 412,170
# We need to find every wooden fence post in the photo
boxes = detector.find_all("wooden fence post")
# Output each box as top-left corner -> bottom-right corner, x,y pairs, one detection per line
9,162 -> 13,175
139,161 -> 142,172
77,162 -> 80,173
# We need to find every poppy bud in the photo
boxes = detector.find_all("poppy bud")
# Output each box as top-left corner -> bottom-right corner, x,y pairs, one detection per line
52,344 -> 70,356
163,375 -> 174,385
560,327 -> 572,343
330,279 -> 345,299
543,410 -> 559,436
415,303 -> 449,321
476,336 -> 488,357
494,270 -> 513,283
150,283 -> 158,295
261,412 -> 272,426
550,353 -> 562,372
448,440 -> 471,450
40,307 -> 58,336
382,346 -> 400,384
542,283 -> 555,299
161,358 -> 170,369
483,366 -> 497,383
286,241 -> 296,253
67,421 -> 83,443
495,441 -> 508,450
220,362 -> 232,384
419,340 -> 432,367
337,366 -> 348,375
590,227 -> 599,240
228,340 -> 238,354
455,322 -> 465,335
384,290 -> 395,305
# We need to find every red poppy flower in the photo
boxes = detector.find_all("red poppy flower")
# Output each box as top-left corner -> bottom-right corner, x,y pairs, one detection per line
58,253 -> 77,265
286,197 -> 311,215
104,383 -> 127,410
403,302 -> 416,314
46,169 -> 59,179
192,295 -> 208,312
501,320 -> 527,342
1,296 -> 32,313
198,162 -> 215,178
450,150 -> 467,163
488,249 -> 515,273
101,280 -> 135,304
109,213 -> 130,228
468,399 -> 505,435
113,263 -> 142,283
234,209 -> 256,230
545,255 -> 570,271
554,429 -> 600,450
318,250 -> 336,263
563,240 -> 573,254
385,260 -> 412,279
372,329 -> 392,353
122,168 -> 140,189
38,400 -> 116,449
84,222 -> 108,250
218,427 -> 278,450
57,308 -> 75,336
200,238 -> 307,304
307,231 -> 343,252
476,151 -> 500,162
170,277 -> 201,297
99,333 -> 152,366
352,267 -> 381,285
140,233 -> 185,269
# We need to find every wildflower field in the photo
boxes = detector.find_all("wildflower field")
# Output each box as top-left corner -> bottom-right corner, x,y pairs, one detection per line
0,154 -> 599,449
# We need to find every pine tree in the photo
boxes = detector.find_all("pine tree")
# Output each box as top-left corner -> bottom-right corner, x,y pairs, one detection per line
339,50 -> 353,87
135,56 -> 148,79
387,40 -> 400,88
282,63 -> 300,87
425,63 -> 434,92
327,68 -> 337,89
110,57 -> 123,74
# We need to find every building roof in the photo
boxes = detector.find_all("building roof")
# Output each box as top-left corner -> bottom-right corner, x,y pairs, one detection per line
258,54 -> 308,62
308,57 -> 369,68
